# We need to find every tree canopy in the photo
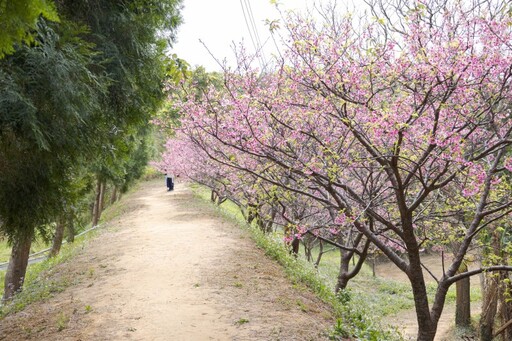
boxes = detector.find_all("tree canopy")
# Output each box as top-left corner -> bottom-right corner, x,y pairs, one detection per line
159,1 -> 512,339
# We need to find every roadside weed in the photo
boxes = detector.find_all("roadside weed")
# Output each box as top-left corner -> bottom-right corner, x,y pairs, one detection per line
235,318 -> 249,325
56,312 -> 69,331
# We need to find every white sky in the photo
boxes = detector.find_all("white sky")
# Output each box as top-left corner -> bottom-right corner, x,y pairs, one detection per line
171,0 -> 318,71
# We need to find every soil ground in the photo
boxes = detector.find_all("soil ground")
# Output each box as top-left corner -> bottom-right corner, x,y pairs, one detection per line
0,179 -> 335,340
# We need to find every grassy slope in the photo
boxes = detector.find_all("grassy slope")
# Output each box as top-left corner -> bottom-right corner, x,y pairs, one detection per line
191,185 -> 403,340
192,185 -> 482,340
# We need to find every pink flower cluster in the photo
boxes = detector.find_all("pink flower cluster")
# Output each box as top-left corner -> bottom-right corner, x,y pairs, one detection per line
156,0 -> 512,261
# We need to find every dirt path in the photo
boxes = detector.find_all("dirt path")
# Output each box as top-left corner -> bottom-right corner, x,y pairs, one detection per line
0,180 -> 334,340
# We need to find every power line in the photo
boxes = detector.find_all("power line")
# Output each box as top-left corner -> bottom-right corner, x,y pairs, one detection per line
245,0 -> 267,66
239,0 -> 266,70
240,0 -> 259,62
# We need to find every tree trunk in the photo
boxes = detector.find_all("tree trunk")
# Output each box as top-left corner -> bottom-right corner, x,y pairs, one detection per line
92,178 -> 102,227
480,274 -> 498,341
314,240 -> 324,268
334,236 -> 370,293
304,241 -> 312,262
497,272 -> 512,340
494,318 -> 512,340
399,214 -> 436,341
266,207 -> 277,233
247,208 -> 255,224
496,239 -> 512,341
99,180 -> 106,212
92,178 -> 105,227
335,249 -> 351,292
335,247 -> 368,292
49,219 -> 65,258
3,231 -> 33,300
291,237 -> 300,257
66,213 -> 75,243
408,254 -> 436,341
262,219 -> 272,234
455,262 -> 471,328
240,206 -> 248,221
110,186 -> 118,204
480,229 -> 502,341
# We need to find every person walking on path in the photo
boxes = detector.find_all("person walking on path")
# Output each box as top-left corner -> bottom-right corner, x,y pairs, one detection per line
165,172 -> 174,191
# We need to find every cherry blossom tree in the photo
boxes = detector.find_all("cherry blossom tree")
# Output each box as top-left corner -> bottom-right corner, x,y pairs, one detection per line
161,1 -> 512,339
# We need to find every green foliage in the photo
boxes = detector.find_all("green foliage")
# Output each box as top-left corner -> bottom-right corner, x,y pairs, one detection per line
157,66 -> 223,135
141,165 -> 163,181
167,54 -> 190,85
58,0 -> 182,126
0,17 -> 106,241
0,0 -> 59,58
0,0 -> 184,240
0,0 -> 183,300
55,0 -> 183,194
336,289 -> 351,304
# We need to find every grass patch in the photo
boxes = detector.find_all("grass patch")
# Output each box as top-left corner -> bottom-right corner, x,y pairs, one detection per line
310,245 -> 482,318
98,182 -> 143,223
0,241 -> 84,317
142,165 -> 163,181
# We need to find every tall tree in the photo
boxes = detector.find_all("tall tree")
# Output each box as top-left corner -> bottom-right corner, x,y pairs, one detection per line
0,18 -> 106,299
57,0 -> 183,226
